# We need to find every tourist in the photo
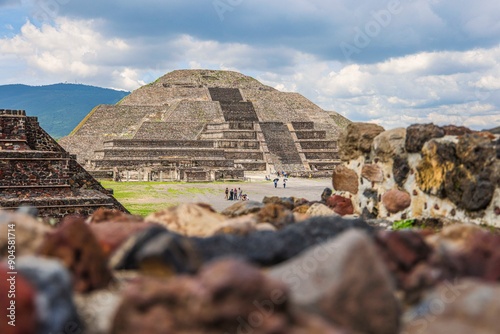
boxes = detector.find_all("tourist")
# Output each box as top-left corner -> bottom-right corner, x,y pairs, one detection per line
234,188 -> 238,200
273,178 -> 278,188
229,188 -> 234,200
283,178 -> 287,188
225,187 -> 229,200
238,188 -> 242,200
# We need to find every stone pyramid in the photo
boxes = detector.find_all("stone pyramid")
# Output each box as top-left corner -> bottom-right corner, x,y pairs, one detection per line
60,70 -> 348,181
0,109 -> 127,218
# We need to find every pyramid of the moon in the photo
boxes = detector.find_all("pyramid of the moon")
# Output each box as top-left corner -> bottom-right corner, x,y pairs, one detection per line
0,109 -> 127,218
59,70 -> 348,181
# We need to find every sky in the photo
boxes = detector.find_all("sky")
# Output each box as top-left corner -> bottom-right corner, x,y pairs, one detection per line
0,0 -> 499,130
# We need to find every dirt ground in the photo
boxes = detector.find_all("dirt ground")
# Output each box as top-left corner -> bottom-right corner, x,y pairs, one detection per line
182,174 -> 332,212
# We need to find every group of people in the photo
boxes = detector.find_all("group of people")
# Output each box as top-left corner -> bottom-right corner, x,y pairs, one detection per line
273,177 -> 287,188
225,187 -> 248,201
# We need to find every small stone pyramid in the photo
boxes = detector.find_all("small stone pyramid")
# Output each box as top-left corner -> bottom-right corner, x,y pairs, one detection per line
0,109 -> 127,218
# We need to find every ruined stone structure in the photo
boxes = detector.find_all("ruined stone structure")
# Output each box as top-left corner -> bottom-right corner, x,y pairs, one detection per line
0,109 -> 127,218
60,70 -> 346,181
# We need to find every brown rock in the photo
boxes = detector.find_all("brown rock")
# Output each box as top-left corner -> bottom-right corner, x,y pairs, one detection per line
213,215 -> 258,236
382,189 -> 411,213
88,207 -> 144,224
326,195 -> 354,216
372,127 -> 407,161
221,200 -> 264,217
442,125 -> 474,136
332,165 -> 359,194
269,230 -> 400,334
256,203 -> 295,229
38,216 -> 112,292
361,164 -> 384,182
339,122 -> 385,161
403,279 -> 500,334
393,156 -> 410,187
111,258 -> 344,334
305,203 -> 337,217
145,203 -> 227,237
405,123 -> 445,153
1,264 -> 37,334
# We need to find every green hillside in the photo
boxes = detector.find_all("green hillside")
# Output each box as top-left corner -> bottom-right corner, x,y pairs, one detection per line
0,83 -> 130,138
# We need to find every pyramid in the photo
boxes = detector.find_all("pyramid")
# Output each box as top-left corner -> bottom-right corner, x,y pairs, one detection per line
0,109 -> 127,218
60,70 -> 347,181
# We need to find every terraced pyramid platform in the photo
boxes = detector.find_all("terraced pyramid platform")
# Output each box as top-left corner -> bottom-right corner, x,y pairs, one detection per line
60,70 -> 347,181
0,109 -> 127,218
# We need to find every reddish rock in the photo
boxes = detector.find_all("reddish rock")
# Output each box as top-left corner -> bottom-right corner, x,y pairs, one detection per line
38,215 -> 112,292
0,264 -> 36,334
326,195 -> 354,216
90,222 -> 160,257
89,207 -> 144,224
442,125 -> 474,136
382,189 -> 411,213
332,165 -> 359,194
362,164 -> 384,182
111,259 -> 344,334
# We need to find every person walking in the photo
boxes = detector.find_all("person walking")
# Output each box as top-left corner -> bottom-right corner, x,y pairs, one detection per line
273,178 -> 278,188
225,187 -> 229,200
283,178 -> 287,188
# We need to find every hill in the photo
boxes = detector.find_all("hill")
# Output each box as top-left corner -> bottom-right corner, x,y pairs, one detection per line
0,83 -> 129,138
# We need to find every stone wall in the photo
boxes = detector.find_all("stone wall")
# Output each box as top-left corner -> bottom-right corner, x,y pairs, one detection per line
133,122 -> 205,140
219,102 -> 259,122
330,123 -> 500,227
208,88 -> 243,102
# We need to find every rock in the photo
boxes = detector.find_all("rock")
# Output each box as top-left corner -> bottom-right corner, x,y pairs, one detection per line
457,231 -> 500,281
0,263 -> 37,334
332,165 -> 359,194
38,216 -> 112,292
256,203 -> 295,229
326,195 -> 354,216
269,230 -> 400,334
17,256 -> 83,334
111,216 -> 374,273
255,223 -> 278,232
402,279 -> 500,334
74,287 -> 122,334
339,122 -> 385,160
442,124 -> 474,136
393,155 -> 410,187
425,224 -> 487,252
373,127 -> 407,161
405,123 -> 445,153
305,203 -> 337,216
375,230 -> 432,287
89,221 -> 160,257
111,258 -> 344,334
321,187 -> 333,202
416,140 -> 457,197
0,211 -> 51,257
145,203 -> 227,237
262,196 -> 295,210
382,189 -> 412,214
88,207 -> 144,224
221,200 -> 264,217
361,164 -> 384,182
213,215 -> 259,235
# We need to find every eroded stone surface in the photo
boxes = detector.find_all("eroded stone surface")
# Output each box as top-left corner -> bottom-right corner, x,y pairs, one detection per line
405,123 -> 445,153
269,230 -> 400,334
332,165 -> 359,194
339,122 -> 385,161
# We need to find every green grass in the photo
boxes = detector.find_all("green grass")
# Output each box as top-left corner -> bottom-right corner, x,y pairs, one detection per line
100,181 -> 219,216
392,219 -> 416,230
